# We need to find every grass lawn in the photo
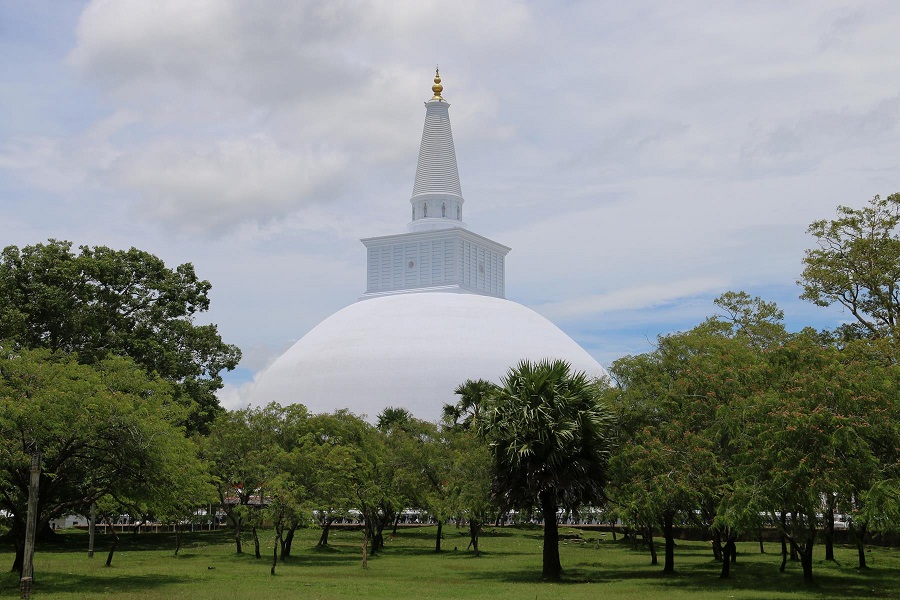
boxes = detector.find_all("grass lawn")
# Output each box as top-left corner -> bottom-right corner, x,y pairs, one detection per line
1,525 -> 897,599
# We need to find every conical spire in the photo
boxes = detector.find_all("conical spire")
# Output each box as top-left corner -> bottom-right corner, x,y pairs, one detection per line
409,69 -> 465,232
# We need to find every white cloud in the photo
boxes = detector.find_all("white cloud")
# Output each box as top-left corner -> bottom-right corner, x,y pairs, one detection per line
5,0 -> 900,392
536,277 -> 729,322
109,134 -> 348,232
216,380 -> 254,412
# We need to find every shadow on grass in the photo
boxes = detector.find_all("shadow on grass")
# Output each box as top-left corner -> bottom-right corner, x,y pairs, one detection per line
26,530 -> 235,555
452,549 -> 897,598
23,572 -> 195,596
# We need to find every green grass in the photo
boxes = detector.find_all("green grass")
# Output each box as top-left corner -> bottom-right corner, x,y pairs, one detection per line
1,526 -> 897,599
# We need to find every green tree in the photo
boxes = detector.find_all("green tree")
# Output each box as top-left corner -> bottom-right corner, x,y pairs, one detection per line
725,333 -> 887,583
823,338 -> 900,569
799,193 -> 900,342
0,345 -> 208,573
204,405 -> 280,556
0,240 -> 241,433
444,426 -> 494,555
606,292 -> 776,574
443,379 -> 495,431
479,359 -> 614,581
303,411 -> 362,548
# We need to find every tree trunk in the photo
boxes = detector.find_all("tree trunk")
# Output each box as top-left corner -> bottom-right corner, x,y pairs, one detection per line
789,512 -> 799,561
392,512 -> 400,536
10,514 -> 25,574
780,535 -> 788,573
824,496 -> 835,561
363,511 -> 380,555
720,537 -> 732,578
791,538 -> 814,584
372,512 -> 388,553
88,503 -> 96,559
800,541 -> 814,584
468,519 -> 480,555
227,512 -> 243,554
281,527 -> 295,560
539,490 -> 562,581
852,521 -> 869,569
105,518 -> 120,567
779,512 -> 788,572
724,529 -> 737,573
662,510 -> 675,574
252,525 -> 261,559
712,528 -> 723,562
362,527 -> 369,569
318,516 -> 334,547
271,528 -> 281,575
174,523 -> 181,556
434,520 -> 442,552
758,525 -> 765,554
643,526 -> 657,565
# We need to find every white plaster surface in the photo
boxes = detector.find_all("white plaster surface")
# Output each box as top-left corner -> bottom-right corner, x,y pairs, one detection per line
249,292 -> 608,421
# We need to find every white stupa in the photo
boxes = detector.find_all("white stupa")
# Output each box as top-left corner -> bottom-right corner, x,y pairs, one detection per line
251,70 -> 607,421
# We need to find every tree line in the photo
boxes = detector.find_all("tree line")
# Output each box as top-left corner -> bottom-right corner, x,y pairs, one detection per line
1,195 -> 899,585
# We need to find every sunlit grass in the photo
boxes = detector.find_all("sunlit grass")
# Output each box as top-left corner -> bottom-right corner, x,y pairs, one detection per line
1,525 -> 897,599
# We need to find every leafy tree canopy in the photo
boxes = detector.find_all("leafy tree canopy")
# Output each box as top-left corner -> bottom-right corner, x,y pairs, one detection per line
800,193 -> 900,342
0,345 -> 209,571
479,359 -> 614,580
0,239 -> 241,433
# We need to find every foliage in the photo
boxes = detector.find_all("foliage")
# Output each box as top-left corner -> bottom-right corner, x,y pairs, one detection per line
606,303 -> 770,573
799,193 -> 900,341
0,239 -> 241,433
479,359 -> 614,580
0,345 -> 208,571
444,379 -> 496,431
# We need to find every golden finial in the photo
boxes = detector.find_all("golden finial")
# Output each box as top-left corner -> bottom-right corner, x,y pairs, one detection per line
431,66 -> 444,100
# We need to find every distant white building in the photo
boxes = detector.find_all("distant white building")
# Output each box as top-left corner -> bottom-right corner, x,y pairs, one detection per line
250,71 -> 608,421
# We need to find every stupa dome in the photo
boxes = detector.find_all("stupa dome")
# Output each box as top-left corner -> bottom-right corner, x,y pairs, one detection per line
246,71 -> 609,422
250,292 -> 608,421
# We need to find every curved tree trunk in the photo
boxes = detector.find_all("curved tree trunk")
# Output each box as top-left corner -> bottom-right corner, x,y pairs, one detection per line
252,525 -> 261,559
712,528 -> 723,562
12,539 -> 24,574
468,519 -> 480,555
643,526 -> 657,565
539,490 -> 561,580
318,516 -> 334,547
281,527 -> 296,560
105,518 -> 120,567
225,509 -> 243,554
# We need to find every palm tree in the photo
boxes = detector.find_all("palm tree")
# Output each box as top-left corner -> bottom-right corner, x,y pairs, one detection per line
376,406 -> 413,434
443,379 -> 496,430
479,359 -> 614,581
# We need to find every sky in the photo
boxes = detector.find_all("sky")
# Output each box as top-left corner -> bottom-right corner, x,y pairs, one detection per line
2,1 -> 899,410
